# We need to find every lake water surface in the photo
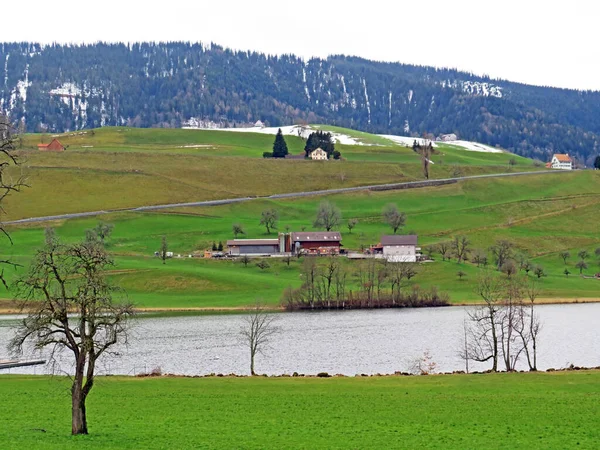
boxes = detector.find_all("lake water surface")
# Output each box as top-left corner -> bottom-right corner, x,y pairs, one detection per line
1,303 -> 598,376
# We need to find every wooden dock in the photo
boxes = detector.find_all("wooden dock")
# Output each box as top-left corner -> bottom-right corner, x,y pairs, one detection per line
0,359 -> 46,370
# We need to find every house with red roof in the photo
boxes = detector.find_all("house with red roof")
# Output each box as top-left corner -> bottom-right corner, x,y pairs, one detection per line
550,154 -> 572,170
37,138 -> 65,152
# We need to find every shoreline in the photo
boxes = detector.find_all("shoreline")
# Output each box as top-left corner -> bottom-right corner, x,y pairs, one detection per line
1,366 -> 599,379
1,297 -> 598,316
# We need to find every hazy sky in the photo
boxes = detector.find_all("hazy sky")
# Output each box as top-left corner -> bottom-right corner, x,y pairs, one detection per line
3,0 -> 598,90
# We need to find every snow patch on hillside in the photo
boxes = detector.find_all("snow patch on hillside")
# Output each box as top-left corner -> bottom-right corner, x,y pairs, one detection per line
379,134 -> 503,153
441,79 -> 503,98
3,55 -> 8,87
49,82 -> 82,98
379,135 -> 437,148
362,78 -> 371,125
446,140 -> 503,153
9,64 -> 31,111
461,81 -> 503,98
185,123 -> 368,146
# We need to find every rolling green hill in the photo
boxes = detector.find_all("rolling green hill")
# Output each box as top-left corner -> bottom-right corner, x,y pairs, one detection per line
6,126 -> 539,221
3,167 -> 599,309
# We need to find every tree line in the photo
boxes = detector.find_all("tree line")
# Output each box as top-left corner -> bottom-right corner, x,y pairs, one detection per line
281,257 -> 449,310
464,271 -> 542,372
3,42 -> 600,164
232,201 -> 406,237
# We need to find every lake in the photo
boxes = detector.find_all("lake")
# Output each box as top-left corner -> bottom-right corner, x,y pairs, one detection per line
1,303 -> 599,376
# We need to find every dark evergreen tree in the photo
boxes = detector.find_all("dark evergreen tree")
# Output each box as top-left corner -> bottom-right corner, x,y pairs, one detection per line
594,155 -> 600,169
272,129 -> 289,158
304,131 -> 336,158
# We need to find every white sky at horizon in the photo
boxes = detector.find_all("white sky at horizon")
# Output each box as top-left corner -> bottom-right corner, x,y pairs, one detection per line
2,0 -> 599,91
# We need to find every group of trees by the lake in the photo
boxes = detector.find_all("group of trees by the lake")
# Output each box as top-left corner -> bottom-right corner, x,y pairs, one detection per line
281,257 -> 449,311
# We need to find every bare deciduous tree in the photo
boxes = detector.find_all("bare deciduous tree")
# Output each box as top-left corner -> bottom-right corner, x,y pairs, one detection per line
313,201 -> 341,231
464,272 -> 543,373
382,203 -> 406,234
472,249 -> 488,267
500,259 -> 518,278
490,239 -> 514,270
575,260 -> 588,274
452,235 -> 471,264
559,251 -> 570,265
85,222 -> 114,246
414,140 -> 433,179
240,303 -> 278,376
347,218 -> 358,234
232,223 -> 245,238
578,250 -> 589,261
516,278 -> 542,371
0,115 -> 27,286
10,229 -> 134,435
409,350 -> 437,375
533,265 -> 545,279
437,241 -> 451,261
465,270 -> 504,372
259,208 -> 279,234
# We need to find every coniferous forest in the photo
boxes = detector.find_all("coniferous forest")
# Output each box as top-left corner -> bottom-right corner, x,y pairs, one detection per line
1,42 -> 599,165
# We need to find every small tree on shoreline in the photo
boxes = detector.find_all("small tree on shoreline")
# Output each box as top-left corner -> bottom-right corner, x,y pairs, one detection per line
241,303 -> 278,375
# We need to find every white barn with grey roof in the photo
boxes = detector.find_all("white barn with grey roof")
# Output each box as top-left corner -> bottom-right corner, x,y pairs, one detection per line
381,235 -> 419,262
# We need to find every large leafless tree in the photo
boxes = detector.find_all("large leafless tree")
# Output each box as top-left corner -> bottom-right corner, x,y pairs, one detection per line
10,229 -> 134,435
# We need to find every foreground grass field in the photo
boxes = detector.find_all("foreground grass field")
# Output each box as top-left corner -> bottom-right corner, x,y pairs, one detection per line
3,171 -> 600,308
1,371 -> 598,448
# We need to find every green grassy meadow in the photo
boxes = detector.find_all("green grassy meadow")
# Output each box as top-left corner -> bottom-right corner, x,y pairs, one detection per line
3,170 -> 600,309
6,126 -> 542,221
1,371 -> 598,449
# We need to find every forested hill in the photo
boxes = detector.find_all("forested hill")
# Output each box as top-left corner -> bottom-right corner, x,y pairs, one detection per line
1,42 -> 599,164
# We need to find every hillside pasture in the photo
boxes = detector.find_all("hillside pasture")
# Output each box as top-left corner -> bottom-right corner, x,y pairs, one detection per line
3,171 -> 599,309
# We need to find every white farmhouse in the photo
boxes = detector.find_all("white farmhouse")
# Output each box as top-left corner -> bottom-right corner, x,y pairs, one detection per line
309,147 -> 328,160
381,235 -> 420,262
551,154 -> 573,170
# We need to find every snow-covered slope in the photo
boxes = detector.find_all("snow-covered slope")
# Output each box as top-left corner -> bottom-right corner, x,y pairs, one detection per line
379,134 -> 503,153
185,124 -> 368,146
379,135 -> 438,148
184,121 -> 505,153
